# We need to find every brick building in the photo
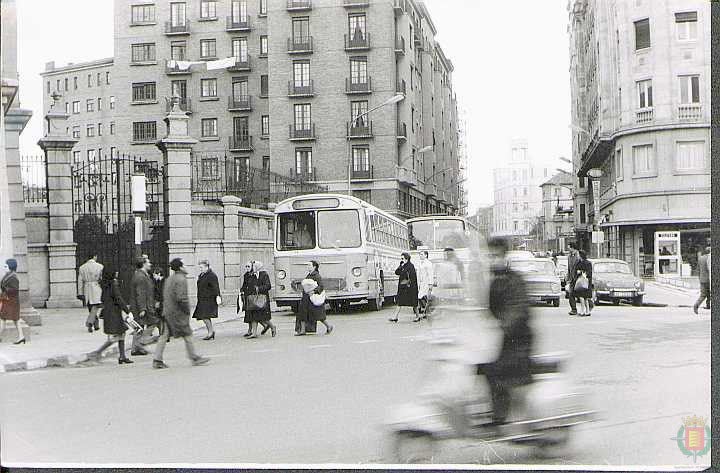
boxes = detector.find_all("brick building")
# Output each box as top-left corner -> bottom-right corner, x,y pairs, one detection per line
41,0 -> 463,219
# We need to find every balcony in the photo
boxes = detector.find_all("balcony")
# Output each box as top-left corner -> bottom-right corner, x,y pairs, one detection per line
228,95 -> 252,111
344,0 -> 370,6
165,60 -> 193,75
397,166 -> 417,187
345,33 -> 371,51
345,77 -> 372,94
352,166 -> 374,181
678,103 -> 702,122
289,167 -> 318,182
228,136 -> 254,152
425,182 -> 437,197
288,80 -> 315,97
395,36 -> 406,56
635,108 -> 654,124
227,57 -> 251,72
165,21 -> 190,35
394,0 -> 406,15
288,36 -> 313,54
226,16 -> 251,32
289,124 -> 316,141
165,98 -> 192,113
287,0 -> 312,11
396,79 -> 406,95
347,121 -> 373,139
396,122 -> 407,141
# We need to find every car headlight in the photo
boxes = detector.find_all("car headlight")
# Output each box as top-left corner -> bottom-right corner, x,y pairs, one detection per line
551,283 -> 560,292
352,267 -> 362,277
277,270 -> 286,280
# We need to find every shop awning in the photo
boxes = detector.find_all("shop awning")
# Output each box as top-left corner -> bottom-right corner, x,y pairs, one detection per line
600,218 -> 710,227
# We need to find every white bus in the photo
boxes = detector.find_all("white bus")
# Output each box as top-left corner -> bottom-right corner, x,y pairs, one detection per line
273,194 -> 409,312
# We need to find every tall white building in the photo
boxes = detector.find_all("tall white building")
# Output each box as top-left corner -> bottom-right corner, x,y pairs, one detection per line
491,139 -> 550,245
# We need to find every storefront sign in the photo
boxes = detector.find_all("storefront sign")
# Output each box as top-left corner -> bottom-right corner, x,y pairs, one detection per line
655,231 -> 681,277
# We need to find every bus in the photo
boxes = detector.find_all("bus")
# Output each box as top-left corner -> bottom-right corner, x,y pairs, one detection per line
273,194 -> 409,312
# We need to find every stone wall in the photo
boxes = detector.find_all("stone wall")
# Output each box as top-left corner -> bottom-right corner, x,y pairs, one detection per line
25,206 -> 50,308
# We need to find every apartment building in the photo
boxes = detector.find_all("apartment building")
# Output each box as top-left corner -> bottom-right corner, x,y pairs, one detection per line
468,205 -> 492,243
568,0 -> 710,277
42,0 -> 462,218
491,139 -> 550,246
538,172 -> 574,253
40,59 -> 116,163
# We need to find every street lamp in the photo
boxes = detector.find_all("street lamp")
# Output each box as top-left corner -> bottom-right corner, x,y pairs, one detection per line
347,93 -> 405,195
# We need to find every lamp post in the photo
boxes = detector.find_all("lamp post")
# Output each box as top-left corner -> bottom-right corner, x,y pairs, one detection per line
347,93 -> 405,195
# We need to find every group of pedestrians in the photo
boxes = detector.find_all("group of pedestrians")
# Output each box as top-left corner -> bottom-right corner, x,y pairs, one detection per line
388,250 -> 435,323
565,243 -> 594,317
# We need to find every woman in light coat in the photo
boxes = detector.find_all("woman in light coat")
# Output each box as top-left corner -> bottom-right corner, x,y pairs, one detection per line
78,254 -> 103,332
416,250 -> 435,317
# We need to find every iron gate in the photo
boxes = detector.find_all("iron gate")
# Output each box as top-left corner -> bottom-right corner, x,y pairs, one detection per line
72,154 -> 168,298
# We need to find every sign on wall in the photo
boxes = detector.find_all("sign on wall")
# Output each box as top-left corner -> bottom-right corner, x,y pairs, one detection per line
655,231 -> 681,277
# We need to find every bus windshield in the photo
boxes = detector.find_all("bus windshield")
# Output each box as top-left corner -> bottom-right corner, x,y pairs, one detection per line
278,210 -> 361,251
409,220 -> 467,250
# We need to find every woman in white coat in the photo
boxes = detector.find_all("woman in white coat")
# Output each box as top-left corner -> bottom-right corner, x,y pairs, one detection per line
416,249 -> 435,318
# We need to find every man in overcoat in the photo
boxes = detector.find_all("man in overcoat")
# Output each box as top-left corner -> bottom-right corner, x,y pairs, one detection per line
566,243 -> 580,315
129,257 -> 159,355
78,253 -> 104,332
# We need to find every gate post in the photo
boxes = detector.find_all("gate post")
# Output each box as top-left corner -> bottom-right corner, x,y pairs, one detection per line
38,105 -> 82,309
156,98 -> 197,285
221,195 -> 242,298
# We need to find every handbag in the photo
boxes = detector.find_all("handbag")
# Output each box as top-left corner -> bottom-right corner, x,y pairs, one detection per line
310,291 -> 326,307
122,311 -> 144,334
246,291 -> 268,311
574,273 -> 589,291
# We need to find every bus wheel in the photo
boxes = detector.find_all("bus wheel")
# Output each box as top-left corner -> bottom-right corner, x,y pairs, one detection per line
368,283 -> 384,311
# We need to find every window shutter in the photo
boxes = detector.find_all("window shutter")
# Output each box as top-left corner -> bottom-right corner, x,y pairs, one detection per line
634,19 -> 651,50
675,12 -> 697,23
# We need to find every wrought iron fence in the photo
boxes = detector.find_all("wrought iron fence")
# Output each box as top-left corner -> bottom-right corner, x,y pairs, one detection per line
21,155 -> 47,205
191,152 -> 328,206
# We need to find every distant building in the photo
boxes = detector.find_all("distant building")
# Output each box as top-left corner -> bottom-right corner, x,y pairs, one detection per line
568,0 -> 710,277
538,172 -> 574,253
491,139 -> 550,248
468,205 -> 492,242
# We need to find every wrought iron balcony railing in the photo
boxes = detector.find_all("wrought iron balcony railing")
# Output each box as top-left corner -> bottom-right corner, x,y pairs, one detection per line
165,21 -> 190,35
345,77 -> 372,94
288,80 -> 315,97
288,36 -> 313,53
227,57 -> 251,72
226,15 -> 251,31
345,33 -> 370,50
347,121 -> 373,138
228,95 -> 252,111
287,0 -> 312,10
228,136 -> 254,151
289,124 -> 316,140
165,60 -> 193,75
352,166 -> 373,180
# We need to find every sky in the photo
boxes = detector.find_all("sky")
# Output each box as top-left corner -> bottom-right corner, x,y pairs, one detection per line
15,0 -> 573,213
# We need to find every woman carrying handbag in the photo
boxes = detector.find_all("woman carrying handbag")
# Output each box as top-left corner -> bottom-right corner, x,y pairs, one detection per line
241,261 -> 276,339
88,264 -> 134,364
574,250 -> 593,317
389,252 -> 420,323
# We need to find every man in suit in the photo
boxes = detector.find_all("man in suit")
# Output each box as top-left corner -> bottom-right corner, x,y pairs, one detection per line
78,253 -> 104,332
566,243 -> 580,315
694,246 -> 711,314
129,257 -> 159,355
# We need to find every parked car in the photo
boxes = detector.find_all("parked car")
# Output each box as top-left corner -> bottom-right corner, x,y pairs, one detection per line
555,255 -> 569,289
508,258 -> 562,307
589,258 -> 645,306
506,250 -> 536,262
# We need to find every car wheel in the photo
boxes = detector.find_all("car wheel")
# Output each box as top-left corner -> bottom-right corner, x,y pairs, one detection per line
632,295 -> 643,306
612,299 -> 620,306
552,299 -> 560,307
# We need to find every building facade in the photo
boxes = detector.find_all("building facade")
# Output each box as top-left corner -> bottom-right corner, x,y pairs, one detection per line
491,139 -> 550,247
538,172 -> 574,253
468,205 -> 492,243
42,0 -> 462,219
568,0 -> 710,277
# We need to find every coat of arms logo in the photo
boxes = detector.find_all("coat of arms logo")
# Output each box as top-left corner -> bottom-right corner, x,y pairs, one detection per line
671,415 -> 711,463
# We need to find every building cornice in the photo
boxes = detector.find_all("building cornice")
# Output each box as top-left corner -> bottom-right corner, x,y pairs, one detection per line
599,188 -> 711,212
4,108 -> 32,133
41,58 -> 114,76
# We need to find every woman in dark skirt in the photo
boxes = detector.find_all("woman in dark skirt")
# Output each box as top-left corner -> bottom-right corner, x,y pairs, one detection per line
193,260 -> 220,340
389,252 -> 420,323
88,264 -> 134,364
241,261 -> 276,339
296,260 -> 333,335
0,259 -> 23,344
574,250 -> 593,317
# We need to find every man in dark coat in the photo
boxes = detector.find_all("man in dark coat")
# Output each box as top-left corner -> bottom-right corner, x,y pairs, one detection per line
566,242 -> 580,315
694,246 -> 711,314
129,257 -> 159,355
153,258 -> 209,369
478,237 -> 534,430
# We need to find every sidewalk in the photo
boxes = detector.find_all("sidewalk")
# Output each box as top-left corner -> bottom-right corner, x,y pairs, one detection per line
0,303 -> 290,374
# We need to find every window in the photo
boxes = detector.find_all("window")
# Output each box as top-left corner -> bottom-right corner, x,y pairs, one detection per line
87,149 -> 97,161
632,144 -> 654,175
72,126 -> 80,139
73,76 -> 78,90
231,0 -> 248,22
133,121 -> 157,142
171,80 -> 187,100
46,81 -> 50,94
318,210 -> 361,249
295,148 -> 312,174
615,147 -> 623,180
73,151 -> 81,163
349,13 -> 366,40
201,118 -> 218,138
351,101 -> 368,126
170,2 -> 187,27
56,79 -> 60,91
579,176 -> 585,188
132,82 -> 156,102
260,75 -> 268,97
675,11 -> 697,41
72,101 -> 80,114
637,79 -> 653,108
260,0 -> 267,15
294,104 -> 311,130
232,78 -> 248,100
86,99 -> 94,112
201,158 -> 219,179
278,211 -> 316,251
201,78 -> 217,97
200,39 -> 217,58
262,156 -> 270,171
260,35 -> 268,56
97,98 -> 102,110
200,0 -> 217,19
98,123 -> 103,136
110,147 -> 116,158
65,102 -> 70,114
87,74 -> 92,87
634,19 -> 650,50
679,75 -> 700,104
131,4 -> 155,23
131,43 -> 156,62
109,96 -> 115,109
106,72 -> 110,85
231,37 -> 248,62
64,78 -> 68,91
292,17 -> 310,43
675,141 -> 706,172
293,60 -> 310,86
261,115 -> 270,136
97,72 -> 101,86
110,122 -> 115,135
579,204 -> 586,224
86,124 -> 95,137
171,41 -> 187,60
352,146 -> 369,171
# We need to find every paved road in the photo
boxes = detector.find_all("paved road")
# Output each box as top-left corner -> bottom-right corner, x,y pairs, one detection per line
0,295 -> 710,468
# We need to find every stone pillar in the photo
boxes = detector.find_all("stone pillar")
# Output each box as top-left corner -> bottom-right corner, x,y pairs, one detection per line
38,107 -> 82,309
221,195 -> 242,298
156,98 -> 198,286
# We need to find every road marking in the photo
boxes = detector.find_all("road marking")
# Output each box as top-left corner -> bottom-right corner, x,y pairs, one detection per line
250,349 -> 281,354
352,339 -> 378,344
308,344 -> 333,349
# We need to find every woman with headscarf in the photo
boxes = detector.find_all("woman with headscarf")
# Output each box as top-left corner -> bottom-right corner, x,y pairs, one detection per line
193,259 -> 221,340
0,258 -> 23,344
389,252 -> 420,323
297,260 -> 333,335
88,264 -> 134,364
241,261 -> 276,339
